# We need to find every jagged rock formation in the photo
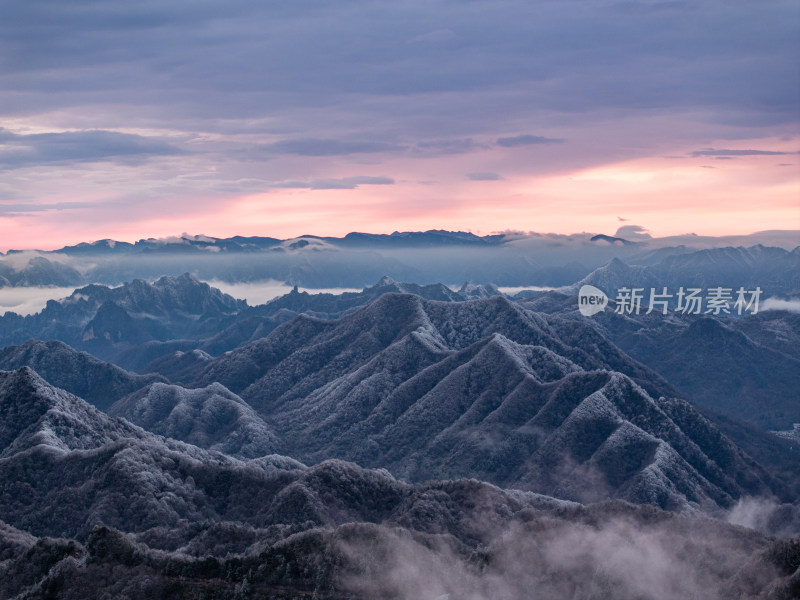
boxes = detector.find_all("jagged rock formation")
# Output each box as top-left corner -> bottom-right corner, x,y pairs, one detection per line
0,273 -> 245,363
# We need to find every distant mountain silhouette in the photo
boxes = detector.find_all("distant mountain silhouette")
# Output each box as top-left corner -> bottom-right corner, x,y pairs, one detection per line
0,255 -> 83,287
565,245 -> 800,298
0,273 -> 245,363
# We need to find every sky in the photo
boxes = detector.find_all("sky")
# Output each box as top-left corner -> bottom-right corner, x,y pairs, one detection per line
0,0 -> 798,251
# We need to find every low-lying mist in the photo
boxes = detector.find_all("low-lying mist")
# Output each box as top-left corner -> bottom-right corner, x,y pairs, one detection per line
339,510 -> 789,600
203,279 -> 362,305
0,286 -> 81,316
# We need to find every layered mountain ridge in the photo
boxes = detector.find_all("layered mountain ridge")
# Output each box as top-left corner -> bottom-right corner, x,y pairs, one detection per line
0,366 -> 571,549
0,367 -> 797,599
1,284 -> 792,514
1,289 -> 774,515
521,290 -> 800,431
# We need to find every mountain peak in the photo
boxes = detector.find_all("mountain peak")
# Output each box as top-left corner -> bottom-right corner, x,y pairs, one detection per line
109,381 -> 278,458
0,339 -> 167,411
155,272 -> 200,286
0,367 -> 135,454
375,275 -> 396,286
606,257 -> 630,270
2,364 -> 39,387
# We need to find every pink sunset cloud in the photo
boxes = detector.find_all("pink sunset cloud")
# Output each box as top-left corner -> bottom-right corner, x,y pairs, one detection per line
0,1 -> 797,250
2,131 -> 795,252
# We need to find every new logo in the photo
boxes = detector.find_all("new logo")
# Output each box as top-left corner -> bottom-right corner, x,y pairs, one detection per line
578,285 -> 608,316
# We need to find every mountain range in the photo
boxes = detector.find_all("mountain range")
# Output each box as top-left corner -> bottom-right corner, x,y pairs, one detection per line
0,255 -> 798,597
2,284 -> 793,512
0,274 -> 499,369
178,293 -> 784,511
0,367 -> 797,599
2,230 -> 797,288
2,270 -> 797,439
521,289 -> 800,431
0,273 -> 245,365
564,245 -> 800,298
